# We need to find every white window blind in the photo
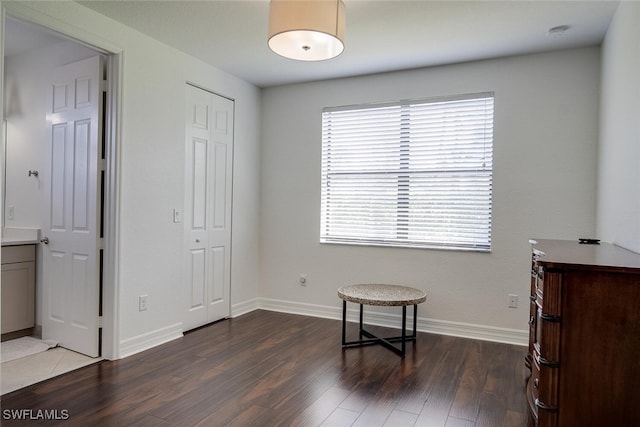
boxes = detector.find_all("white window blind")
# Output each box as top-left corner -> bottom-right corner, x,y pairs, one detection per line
320,92 -> 494,251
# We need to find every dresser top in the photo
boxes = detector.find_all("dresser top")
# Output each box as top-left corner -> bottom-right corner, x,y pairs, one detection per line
531,239 -> 640,273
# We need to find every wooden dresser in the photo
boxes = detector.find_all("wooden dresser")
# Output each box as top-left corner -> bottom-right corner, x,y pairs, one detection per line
526,239 -> 640,426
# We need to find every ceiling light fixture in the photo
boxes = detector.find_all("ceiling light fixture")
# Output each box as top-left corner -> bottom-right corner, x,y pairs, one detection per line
268,0 -> 345,61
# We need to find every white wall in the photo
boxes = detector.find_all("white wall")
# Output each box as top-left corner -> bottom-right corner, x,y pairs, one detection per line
260,48 -> 600,339
0,0 -> 614,354
598,1 -> 640,253
1,1 -> 261,358
3,41 -> 96,228
4,39 -> 99,327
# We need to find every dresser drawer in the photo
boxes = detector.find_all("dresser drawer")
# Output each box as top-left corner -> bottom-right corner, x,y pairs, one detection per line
1,244 -> 36,264
535,352 -> 559,426
527,239 -> 640,425
530,357 -> 541,408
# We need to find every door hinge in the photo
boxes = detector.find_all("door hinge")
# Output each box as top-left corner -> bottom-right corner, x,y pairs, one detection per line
99,238 -> 104,250
98,316 -> 103,328
100,79 -> 108,92
98,159 -> 106,172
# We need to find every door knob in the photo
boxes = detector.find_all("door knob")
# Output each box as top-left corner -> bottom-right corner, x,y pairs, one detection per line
40,237 -> 49,245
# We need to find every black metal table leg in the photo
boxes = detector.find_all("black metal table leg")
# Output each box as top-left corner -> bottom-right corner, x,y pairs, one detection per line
342,300 -> 347,346
341,302 -> 420,357
401,305 -> 406,355
359,304 -> 363,339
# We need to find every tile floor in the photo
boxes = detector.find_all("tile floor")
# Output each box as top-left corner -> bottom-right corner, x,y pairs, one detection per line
1,346 -> 99,395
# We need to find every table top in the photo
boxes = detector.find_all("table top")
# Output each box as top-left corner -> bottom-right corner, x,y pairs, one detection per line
337,284 -> 427,307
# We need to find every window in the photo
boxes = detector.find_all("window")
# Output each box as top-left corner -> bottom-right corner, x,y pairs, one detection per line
320,92 -> 494,251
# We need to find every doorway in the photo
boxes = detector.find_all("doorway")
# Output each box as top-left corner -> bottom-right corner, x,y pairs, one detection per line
1,15 -> 118,391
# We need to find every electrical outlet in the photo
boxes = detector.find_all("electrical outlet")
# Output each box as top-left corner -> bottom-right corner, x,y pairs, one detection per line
139,295 -> 148,311
299,274 -> 308,286
508,294 -> 518,308
7,206 -> 14,220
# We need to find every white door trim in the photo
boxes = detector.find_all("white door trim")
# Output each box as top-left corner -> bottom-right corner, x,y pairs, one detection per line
101,52 -> 122,360
1,3 -> 123,359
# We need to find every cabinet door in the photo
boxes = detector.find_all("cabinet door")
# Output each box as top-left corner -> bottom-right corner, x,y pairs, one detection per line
1,262 -> 35,333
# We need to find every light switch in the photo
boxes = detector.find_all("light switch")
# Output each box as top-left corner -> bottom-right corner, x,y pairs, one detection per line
173,209 -> 182,223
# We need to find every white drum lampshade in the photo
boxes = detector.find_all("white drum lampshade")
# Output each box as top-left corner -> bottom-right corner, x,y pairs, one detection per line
268,0 -> 346,61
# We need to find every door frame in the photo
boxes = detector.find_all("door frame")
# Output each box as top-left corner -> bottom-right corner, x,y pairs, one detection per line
0,4 -> 122,359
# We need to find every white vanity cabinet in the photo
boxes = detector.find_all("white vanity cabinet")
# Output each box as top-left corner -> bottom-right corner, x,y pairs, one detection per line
1,244 -> 36,335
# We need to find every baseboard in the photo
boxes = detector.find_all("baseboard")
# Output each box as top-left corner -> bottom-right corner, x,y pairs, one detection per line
257,297 -> 528,346
115,299 -> 527,359
230,298 -> 260,317
118,323 -> 183,358
259,298 -> 342,320
415,317 -> 528,346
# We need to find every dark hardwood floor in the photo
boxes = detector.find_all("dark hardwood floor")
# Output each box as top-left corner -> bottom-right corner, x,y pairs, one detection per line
1,310 -> 533,426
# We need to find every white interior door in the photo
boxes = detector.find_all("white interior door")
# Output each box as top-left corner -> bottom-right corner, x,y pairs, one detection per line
42,55 -> 102,357
183,84 -> 234,331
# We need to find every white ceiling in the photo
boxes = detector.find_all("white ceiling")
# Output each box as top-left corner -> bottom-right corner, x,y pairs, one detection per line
9,1 -> 621,88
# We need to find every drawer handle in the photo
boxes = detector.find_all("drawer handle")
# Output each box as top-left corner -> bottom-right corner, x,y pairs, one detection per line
529,316 -> 535,326
535,398 -> 558,412
533,378 -> 539,388
536,355 -> 560,368
540,312 -> 561,323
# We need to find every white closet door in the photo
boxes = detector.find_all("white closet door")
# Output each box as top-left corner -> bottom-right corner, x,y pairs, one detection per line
183,84 -> 234,330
